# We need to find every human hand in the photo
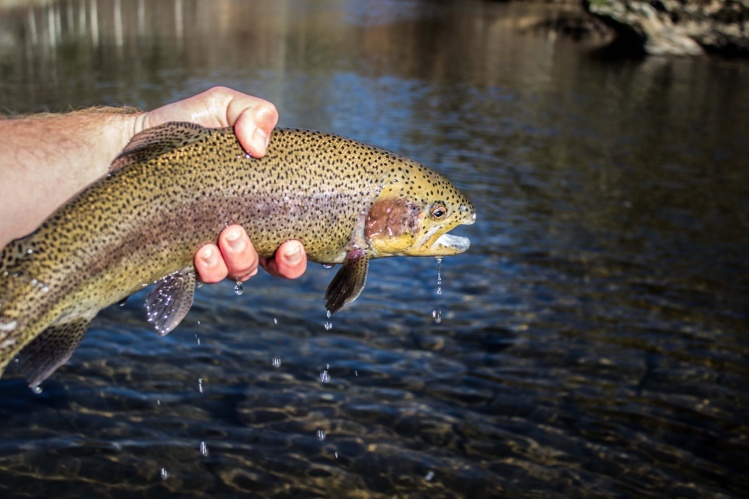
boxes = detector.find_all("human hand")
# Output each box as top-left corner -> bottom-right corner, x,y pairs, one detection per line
138,86 -> 278,157
195,225 -> 307,283
142,87 -> 307,282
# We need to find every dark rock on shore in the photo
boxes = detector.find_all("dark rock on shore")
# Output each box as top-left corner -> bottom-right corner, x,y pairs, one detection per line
584,0 -> 749,56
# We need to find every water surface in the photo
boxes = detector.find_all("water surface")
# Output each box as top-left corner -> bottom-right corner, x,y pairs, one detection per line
1,0 -> 748,497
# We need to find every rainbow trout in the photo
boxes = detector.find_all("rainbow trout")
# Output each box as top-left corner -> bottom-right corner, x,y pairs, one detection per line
0,123 -> 475,388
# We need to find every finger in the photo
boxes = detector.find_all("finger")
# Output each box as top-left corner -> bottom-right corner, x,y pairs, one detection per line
141,86 -> 279,158
195,243 -> 229,284
217,225 -> 259,282
260,240 -> 307,279
232,98 -> 278,157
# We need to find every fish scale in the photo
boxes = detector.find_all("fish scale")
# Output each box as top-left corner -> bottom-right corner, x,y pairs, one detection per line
0,123 -> 475,388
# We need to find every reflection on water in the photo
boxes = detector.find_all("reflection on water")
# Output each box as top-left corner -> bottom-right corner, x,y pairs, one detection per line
1,0 -> 748,497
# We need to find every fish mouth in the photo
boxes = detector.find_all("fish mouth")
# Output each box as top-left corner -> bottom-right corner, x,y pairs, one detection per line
420,212 -> 476,256
432,233 -> 471,253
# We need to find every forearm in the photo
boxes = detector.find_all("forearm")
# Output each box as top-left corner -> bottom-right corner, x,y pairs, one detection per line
0,108 -> 145,247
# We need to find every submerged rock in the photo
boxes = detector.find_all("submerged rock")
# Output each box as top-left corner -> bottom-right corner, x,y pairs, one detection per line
584,0 -> 749,56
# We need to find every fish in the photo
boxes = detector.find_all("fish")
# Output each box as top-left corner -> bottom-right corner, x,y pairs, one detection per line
0,123 -> 476,388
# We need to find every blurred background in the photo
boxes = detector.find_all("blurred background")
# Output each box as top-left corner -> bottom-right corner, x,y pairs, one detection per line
0,0 -> 748,497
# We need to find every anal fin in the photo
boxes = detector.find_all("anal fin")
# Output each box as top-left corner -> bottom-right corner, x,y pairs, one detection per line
15,317 -> 92,389
144,268 -> 196,336
325,256 -> 369,314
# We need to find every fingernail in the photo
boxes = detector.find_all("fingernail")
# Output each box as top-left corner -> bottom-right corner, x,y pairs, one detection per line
226,228 -> 245,252
252,128 -> 269,153
200,247 -> 217,266
284,243 -> 302,265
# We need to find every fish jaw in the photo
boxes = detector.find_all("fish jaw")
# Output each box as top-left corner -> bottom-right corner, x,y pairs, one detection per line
413,206 -> 476,257
426,232 -> 471,255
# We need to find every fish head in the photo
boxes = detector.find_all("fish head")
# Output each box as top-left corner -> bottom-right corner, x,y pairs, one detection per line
365,161 -> 476,258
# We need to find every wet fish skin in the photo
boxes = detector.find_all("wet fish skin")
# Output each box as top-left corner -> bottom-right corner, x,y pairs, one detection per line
0,123 -> 476,387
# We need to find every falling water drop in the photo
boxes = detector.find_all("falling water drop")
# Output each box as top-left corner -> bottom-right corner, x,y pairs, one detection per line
200,441 -> 209,457
195,334 -> 201,346
234,281 -> 243,295
196,281 -> 203,288
425,470 -> 435,481
320,370 -> 330,383
272,356 -> 282,368
273,317 -> 278,325
432,310 -> 442,324
160,468 -> 170,480
322,263 -> 334,269
324,322 -> 333,331
435,256 -> 443,295
316,429 -> 326,441
197,377 -> 204,393
32,385 -> 42,395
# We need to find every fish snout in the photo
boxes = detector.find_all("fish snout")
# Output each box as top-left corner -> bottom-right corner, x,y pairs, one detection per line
458,202 -> 477,225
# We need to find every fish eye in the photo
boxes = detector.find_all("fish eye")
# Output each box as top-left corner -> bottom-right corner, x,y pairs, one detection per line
430,203 -> 447,220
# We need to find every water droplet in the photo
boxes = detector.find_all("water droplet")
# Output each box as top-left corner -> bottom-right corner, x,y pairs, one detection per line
320,370 -> 330,383
326,310 -> 332,319
244,152 -> 252,159
272,356 -> 282,368
156,399 -> 161,405
234,281 -> 243,295
200,441 -> 209,457
160,468 -> 170,480
432,310 -> 442,324
195,334 -> 201,346
335,451 -> 339,459
316,429 -> 326,441
322,263 -> 333,269
197,378 -> 204,393
32,385 -> 42,394
26,248 -> 33,255
273,317 -> 278,325
324,322 -> 333,331
425,470 -> 435,481
355,371 -> 358,377
435,257 -> 443,295
196,281 -> 203,288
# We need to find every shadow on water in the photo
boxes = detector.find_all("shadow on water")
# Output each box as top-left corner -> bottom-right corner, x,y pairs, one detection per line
1,0 -> 749,497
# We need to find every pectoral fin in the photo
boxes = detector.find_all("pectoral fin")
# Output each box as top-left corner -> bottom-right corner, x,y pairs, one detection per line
325,255 -> 369,314
15,317 -> 92,389
144,268 -> 196,336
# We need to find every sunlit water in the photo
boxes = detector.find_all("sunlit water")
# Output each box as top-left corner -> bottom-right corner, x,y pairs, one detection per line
1,0 -> 748,497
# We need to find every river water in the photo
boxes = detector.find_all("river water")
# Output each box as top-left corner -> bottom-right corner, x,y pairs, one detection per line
1,0 -> 748,497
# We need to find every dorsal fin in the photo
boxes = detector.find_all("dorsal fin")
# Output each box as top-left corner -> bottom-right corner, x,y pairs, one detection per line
0,232 -> 37,276
110,122 -> 218,172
